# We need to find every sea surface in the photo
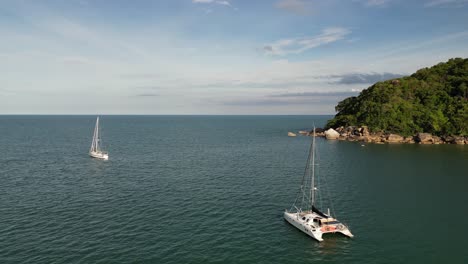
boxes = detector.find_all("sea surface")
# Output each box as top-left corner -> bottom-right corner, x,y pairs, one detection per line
1,115 -> 467,264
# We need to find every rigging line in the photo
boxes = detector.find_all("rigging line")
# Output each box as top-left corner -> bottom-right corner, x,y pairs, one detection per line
317,140 -> 323,211
99,117 -> 108,149
318,147 -> 337,218
285,125 -> 300,212
99,117 -> 111,152
288,132 -> 304,211
312,129 -> 322,211
292,132 -> 314,211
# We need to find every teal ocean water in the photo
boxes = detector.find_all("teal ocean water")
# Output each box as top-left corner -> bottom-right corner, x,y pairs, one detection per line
1,116 -> 467,263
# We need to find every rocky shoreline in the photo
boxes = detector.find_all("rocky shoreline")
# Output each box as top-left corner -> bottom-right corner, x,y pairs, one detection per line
310,126 -> 467,145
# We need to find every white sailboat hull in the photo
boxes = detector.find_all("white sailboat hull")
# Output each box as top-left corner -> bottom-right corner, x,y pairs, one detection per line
284,211 -> 353,242
89,151 -> 109,160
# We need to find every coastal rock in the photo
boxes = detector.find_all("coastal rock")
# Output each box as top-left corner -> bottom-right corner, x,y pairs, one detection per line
326,125 -> 466,145
325,128 -> 340,140
351,127 -> 361,136
348,134 -> 360,141
361,126 -> 370,136
454,136 -> 465,145
315,128 -> 325,133
442,135 -> 455,144
432,136 -> 443,144
345,126 -> 355,135
415,133 -> 433,144
309,127 -> 325,137
363,135 -> 376,143
386,134 -> 404,143
338,135 -> 347,141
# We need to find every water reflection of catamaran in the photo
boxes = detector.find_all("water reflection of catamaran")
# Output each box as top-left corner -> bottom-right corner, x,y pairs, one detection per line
89,117 -> 109,160
284,127 -> 353,242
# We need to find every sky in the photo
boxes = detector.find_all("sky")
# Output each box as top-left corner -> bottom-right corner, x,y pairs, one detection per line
1,0 -> 468,115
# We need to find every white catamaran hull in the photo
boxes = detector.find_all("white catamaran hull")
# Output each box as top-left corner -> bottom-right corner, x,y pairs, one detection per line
89,151 -> 108,160
284,211 -> 353,242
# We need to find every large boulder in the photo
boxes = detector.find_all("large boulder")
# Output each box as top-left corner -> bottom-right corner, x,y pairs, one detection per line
325,128 -> 340,140
415,133 -> 433,144
386,134 -> 404,143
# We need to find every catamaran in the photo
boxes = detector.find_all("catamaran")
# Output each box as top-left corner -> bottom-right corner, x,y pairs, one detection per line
89,117 -> 109,160
284,127 -> 353,242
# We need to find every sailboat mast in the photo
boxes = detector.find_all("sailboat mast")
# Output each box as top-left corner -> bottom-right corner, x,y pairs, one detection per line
95,117 -> 100,152
310,126 -> 316,208
90,117 -> 97,152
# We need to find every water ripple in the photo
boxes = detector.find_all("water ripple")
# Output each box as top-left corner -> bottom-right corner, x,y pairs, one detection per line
1,116 -> 467,263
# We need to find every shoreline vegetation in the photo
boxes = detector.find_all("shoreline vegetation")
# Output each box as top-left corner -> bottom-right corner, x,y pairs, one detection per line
312,58 -> 467,145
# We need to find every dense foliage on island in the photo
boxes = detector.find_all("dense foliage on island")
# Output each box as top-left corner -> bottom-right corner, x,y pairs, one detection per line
326,58 -> 468,136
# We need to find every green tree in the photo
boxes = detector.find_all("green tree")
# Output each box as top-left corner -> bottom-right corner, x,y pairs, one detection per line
325,58 -> 468,136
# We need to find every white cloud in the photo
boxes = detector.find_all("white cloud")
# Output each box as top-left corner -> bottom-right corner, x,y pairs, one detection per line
264,27 -> 351,56
425,0 -> 468,7
216,1 -> 231,6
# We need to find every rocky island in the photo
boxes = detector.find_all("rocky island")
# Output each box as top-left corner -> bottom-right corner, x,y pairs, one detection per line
320,58 -> 468,145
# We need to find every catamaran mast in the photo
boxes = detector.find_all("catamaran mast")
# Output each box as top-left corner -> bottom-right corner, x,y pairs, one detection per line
291,125 -> 318,212
310,126 -> 316,208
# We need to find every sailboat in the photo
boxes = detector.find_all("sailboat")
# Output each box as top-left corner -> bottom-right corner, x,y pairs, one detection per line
284,127 -> 353,242
89,117 -> 109,160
